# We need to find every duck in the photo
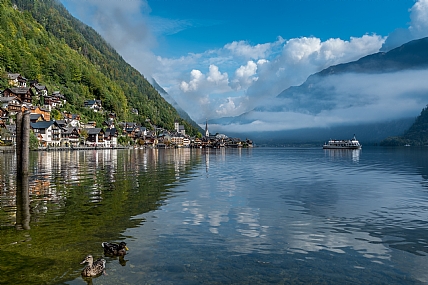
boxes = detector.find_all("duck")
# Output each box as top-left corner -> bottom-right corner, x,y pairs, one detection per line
102,241 -> 129,256
80,255 -> 106,277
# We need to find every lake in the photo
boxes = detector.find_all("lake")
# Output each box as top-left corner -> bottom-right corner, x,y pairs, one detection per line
1,147 -> 428,284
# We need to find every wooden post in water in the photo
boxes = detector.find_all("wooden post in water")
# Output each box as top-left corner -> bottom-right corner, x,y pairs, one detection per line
15,110 -> 31,229
15,173 -> 30,230
16,111 -> 23,173
16,110 -> 30,177
21,110 -> 30,175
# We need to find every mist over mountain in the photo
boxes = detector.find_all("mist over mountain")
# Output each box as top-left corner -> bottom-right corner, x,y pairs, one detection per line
225,118 -> 414,146
150,78 -> 203,133
210,37 -> 428,145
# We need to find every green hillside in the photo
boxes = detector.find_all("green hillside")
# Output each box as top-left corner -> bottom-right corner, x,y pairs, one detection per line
0,0 -> 201,135
380,105 -> 428,146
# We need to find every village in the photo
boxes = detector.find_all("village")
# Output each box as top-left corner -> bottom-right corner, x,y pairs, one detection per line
0,73 -> 253,149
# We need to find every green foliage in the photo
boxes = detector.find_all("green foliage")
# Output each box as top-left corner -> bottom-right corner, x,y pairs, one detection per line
29,129 -> 38,150
50,109 -> 61,120
79,128 -> 88,141
118,135 -> 133,146
402,105 -> 428,144
0,125 -> 10,138
0,68 -> 7,89
379,136 -> 410,146
0,0 -> 200,135
79,108 -> 105,127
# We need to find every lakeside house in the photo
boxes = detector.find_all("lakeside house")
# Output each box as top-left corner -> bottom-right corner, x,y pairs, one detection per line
0,72 -> 252,149
30,121 -> 62,147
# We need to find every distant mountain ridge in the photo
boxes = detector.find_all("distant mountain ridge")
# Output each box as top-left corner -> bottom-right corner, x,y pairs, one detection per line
316,37 -> 428,76
211,37 -> 428,144
276,36 -> 428,114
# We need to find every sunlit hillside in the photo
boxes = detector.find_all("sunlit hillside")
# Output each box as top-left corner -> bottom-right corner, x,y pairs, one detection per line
0,0 -> 202,135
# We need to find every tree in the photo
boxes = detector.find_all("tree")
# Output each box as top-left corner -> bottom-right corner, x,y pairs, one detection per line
79,128 -> 88,145
51,109 -> 62,120
29,130 -> 39,150
118,135 -> 132,146
0,68 -> 7,89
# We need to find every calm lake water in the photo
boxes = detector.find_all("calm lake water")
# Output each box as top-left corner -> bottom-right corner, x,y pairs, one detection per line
1,147 -> 428,284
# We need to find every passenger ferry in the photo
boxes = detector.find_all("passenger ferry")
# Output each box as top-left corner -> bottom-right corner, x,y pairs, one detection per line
323,135 -> 362,149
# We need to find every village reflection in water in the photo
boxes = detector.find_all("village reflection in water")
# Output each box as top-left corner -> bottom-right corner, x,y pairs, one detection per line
0,148 -> 202,229
2,147 -> 428,284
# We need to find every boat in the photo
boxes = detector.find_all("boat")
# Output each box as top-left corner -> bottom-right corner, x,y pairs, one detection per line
323,135 -> 362,149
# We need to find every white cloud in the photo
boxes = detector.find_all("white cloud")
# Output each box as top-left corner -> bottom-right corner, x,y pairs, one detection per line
207,65 -> 229,85
224,39 -> 283,59
216,96 -> 249,117
243,35 -> 385,110
281,35 -> 385,70
382,0 -> 428,50
158,32 -> 385,125
154,33 -> 385,125
180,69 -> 204,92
212,70 -> 428,134
231,61 -> 259,90
64,0 -> 425,135
235,61 -> 258,78
409,0 -> 428,37
319,35 -> 385,62
61,0 -> 161,76
217,98 -> 238,117
283,37 -> 322,62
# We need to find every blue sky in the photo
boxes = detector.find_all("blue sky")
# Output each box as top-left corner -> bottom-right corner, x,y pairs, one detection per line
146,0 -> 413,56
62,0 -> 414,56
60,0 -> 428,133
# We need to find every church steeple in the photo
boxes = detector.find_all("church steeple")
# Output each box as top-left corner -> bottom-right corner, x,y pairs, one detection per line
205,119 -> 209,137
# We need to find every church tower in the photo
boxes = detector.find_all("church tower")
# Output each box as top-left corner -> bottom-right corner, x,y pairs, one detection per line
174,121 -> 179,132
205,119 -> 209,137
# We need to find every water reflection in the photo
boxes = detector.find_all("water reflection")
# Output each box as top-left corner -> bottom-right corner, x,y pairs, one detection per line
121,147 -> 428,284
0,148 -> 203,285
15,174 -> 30,230
2,147 -> 428,284
324,148 -> 361,162
1,148 -> 202,222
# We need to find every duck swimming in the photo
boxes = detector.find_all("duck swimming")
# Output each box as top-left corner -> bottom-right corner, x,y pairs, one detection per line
102,241 -> 129,256
80,255 -> 106,277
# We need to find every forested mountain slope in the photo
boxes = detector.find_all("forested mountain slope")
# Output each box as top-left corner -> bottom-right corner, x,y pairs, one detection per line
0,0 -> 200,135
381,105 -> 428,146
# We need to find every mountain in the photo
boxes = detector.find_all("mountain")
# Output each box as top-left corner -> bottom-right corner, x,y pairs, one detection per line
381,105 -> 428,146
317,37 -> 428,75
275,37 -> 428,114
0,0 -> 201,136
212,37 -> 428,145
